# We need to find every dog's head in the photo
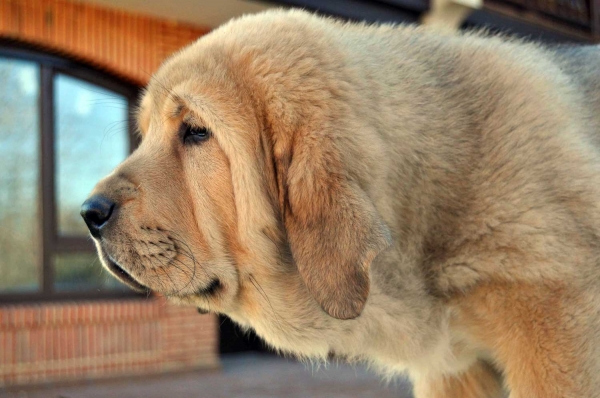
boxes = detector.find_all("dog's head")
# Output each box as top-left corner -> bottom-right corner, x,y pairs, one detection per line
81,11 -> 390,340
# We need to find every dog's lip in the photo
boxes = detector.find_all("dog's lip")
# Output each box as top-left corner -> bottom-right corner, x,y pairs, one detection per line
197,278 -> 221,296
104,254 -> 149,293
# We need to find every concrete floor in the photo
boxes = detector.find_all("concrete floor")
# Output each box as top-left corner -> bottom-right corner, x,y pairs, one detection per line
1,353 -> 414,398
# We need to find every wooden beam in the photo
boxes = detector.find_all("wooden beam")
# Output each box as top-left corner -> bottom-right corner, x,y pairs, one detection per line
421,0 -> 482,30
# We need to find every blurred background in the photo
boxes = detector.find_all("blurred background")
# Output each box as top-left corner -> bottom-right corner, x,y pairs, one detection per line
0,0 -> 597,397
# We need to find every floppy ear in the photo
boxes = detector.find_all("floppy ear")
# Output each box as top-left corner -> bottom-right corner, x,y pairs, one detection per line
276,129 -> 391,320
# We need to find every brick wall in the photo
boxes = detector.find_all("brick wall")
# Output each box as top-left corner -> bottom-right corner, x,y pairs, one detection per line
0,297 -> 218,387
0,0 -> 209,84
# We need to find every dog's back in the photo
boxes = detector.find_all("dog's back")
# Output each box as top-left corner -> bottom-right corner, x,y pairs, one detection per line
554,45 -> 600,139
555,45 -> 600,97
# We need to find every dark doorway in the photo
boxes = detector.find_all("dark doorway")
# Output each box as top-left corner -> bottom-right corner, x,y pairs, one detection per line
218,315 -> 270,354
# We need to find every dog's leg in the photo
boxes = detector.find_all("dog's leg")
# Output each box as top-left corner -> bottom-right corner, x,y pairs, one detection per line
455,282 -> 592,398
412,361 -> 504,398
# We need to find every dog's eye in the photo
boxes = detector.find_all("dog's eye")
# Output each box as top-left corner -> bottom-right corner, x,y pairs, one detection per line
180,123 -> 210,145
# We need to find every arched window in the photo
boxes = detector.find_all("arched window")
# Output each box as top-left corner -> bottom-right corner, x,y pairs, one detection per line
0,43 -> 140,301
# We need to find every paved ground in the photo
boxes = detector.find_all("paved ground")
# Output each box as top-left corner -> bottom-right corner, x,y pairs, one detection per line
1,353 -> 414,398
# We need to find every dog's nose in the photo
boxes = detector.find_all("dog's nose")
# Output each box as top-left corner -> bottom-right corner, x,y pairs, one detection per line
80,195 -> 116,238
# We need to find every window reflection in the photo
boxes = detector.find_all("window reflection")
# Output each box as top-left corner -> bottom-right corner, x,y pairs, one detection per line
0,58 -> 40,293
55,74 -> 128,236
54,253 -> 127,292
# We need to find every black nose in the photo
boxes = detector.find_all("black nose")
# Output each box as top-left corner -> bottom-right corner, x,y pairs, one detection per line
80,195 -> 116,238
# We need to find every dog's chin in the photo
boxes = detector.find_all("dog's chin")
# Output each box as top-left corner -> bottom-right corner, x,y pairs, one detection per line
97,245 -> 224,301
98,248 -> 149,293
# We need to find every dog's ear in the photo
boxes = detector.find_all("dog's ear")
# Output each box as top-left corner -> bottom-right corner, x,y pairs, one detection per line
275,127 -> 391,320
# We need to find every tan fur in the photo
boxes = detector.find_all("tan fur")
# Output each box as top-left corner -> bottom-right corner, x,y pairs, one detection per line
412,361 -> 504,398
84,9 -> 600,397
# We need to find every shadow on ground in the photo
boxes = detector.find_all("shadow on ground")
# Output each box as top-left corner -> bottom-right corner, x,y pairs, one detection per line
0,353 -> 414,398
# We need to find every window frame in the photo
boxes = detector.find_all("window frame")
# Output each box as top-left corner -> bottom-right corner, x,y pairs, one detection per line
0,41 -> 143,303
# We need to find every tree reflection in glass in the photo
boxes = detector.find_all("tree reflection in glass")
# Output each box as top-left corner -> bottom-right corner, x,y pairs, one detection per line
0,58 -> 40,292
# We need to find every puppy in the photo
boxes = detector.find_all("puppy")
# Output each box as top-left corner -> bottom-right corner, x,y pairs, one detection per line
81,9 -> 600,398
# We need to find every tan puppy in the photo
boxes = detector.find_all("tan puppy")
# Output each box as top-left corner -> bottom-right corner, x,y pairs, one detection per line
80,9 -> 600,398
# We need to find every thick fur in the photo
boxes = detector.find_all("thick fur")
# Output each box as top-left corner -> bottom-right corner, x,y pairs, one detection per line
86,10 -> 600,398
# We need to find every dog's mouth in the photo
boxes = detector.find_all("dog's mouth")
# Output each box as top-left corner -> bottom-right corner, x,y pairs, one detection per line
197,278 -> 221,296
193,279 -> 222,314
102,250 -> 149,293
98,244 -> 222,300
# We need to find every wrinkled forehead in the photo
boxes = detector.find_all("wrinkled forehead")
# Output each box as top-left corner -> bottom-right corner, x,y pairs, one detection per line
136,48 -> 216,135
136,73 -> 217,139
137,91 -> 154,135
135,31 -> 266,138
137,62 -> 194,130
136,60 -> 261,149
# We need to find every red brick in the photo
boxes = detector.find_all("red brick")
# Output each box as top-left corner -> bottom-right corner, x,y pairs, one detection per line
0,298 -> 217,388
0,309 -> 8,329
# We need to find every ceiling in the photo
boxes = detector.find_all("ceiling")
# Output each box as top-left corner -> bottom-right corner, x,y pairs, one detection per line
77,0 -> 587,44
78,0 -> 276,29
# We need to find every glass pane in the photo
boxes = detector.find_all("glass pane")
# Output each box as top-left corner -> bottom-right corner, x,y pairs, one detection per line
55,74 -> 128,236
0,57 -> 40,293
54,252 -> 128,292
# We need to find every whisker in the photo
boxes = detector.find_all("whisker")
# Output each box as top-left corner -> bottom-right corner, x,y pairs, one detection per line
248,274 -> 295,333
162,231 -> 215,293
140,240 -> 192,295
